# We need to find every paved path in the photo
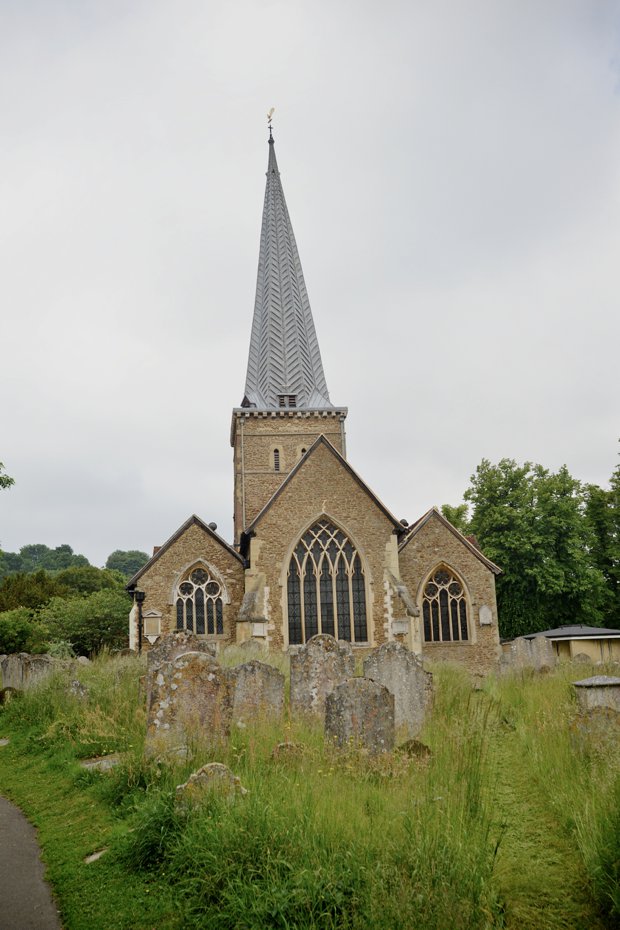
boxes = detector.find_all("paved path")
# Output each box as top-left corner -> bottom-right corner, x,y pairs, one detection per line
0,796 -> 62,930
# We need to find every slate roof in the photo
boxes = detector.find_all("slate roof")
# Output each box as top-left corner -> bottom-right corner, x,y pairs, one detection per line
524,625 -> 620,640
242,132 -> 332,410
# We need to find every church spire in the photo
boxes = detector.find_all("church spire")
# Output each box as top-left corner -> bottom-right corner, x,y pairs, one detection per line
242,129 -> 332,410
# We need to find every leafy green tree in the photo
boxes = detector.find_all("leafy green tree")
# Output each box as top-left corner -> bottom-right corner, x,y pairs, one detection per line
0,462 -> 14,490
38,589 -> 129,655
54,565 -> 125,596
0,571 -> 67,612
585,457 -> 620,627
441,503 -> 471,535
464,459 -> 607,639
0,544 -> 90,580
0,607 -> 48,654
105,549 -> 150,578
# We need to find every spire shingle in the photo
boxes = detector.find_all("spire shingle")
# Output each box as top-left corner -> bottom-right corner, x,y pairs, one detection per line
242,135 -> 332,409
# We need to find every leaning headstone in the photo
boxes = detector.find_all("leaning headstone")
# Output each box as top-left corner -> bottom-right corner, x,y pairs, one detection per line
573,676 -> 620,713
145,651 -> 233,755
363,642 -> 433,739
175,763 -> 247,808
325,678 -> 395,754
290,634 -> 355,719
228,660 -> 284,726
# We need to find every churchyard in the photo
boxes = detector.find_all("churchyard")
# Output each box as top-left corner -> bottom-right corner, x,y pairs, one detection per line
0,638 -> 618,929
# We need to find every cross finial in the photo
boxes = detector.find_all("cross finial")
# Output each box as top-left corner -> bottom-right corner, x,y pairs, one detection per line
267,106 -> 275,142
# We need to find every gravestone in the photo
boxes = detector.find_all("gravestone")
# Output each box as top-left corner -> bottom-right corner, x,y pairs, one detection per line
228,660 -> 284,726
325,678 -> 395,753
0,653 -> 58,691
145,632 -> 217,710
289,634 -> 355,719
502,635 -> 556,673
145,651 -> 233,755
363,642 -> 433,738
175,762 -> 247,807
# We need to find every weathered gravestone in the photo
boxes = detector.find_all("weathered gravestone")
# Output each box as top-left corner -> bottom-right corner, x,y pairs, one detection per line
289,634 -> 355,719
228,660 -> 284,726
325,678 -> 395,753
501,635 -> 556,674
0,653 -> 58,691
145,632 -> 217,709
145,651 -> 233,755
175,762 -> 247,808
363,642 -> 433,739
573,676 -> 620,713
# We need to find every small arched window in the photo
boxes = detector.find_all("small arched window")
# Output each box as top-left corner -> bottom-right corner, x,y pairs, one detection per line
274,448 -> 280,472
422,567 -> 468,643
287,520 -> 368,645
176,567 -> 224,636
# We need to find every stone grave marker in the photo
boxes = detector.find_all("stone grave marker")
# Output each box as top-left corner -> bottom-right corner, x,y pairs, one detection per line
228,660 -> 284,726
289,634 -> 355,719
325,678 -> 395,754
363,642 -> 433,739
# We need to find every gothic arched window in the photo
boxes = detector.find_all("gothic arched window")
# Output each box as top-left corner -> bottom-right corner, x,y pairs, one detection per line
176,567 -> 224,636
422,566 -> 468,643
287,520 -> 368,645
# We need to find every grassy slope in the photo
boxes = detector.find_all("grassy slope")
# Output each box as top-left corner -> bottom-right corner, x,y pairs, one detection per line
0,656 -> 618,929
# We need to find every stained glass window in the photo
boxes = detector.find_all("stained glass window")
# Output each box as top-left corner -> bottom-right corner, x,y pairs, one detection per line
421,566 -> 468,643
287,521 -> 368,645
175,566 -> 224,636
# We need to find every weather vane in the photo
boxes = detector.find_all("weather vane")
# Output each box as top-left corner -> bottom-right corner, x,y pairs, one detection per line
267,107 -> 275,140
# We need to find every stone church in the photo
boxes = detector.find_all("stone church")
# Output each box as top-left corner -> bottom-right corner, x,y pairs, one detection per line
128,130 -> 501,674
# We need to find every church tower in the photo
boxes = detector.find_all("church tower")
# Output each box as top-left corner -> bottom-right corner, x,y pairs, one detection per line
231,130 -> 347,543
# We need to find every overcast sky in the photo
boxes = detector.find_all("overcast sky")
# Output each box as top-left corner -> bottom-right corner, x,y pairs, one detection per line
1,0 -> 619,566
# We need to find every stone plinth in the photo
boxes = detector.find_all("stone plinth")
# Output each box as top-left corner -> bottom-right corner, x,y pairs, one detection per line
325,678 -> 395,753
290,634 -> 355,719
573,676 -> 620,713
363,642 -> 432,739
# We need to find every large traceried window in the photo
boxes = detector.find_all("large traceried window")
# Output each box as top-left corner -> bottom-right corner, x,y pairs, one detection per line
287,520 -> 368,645
176,567 -> 224,636
422,566 -> 468,643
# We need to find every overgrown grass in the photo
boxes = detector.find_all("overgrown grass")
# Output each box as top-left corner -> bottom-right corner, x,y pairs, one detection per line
0,655 -> 618,928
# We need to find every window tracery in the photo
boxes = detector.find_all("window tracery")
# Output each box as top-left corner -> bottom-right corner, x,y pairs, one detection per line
422,566 -> 468,643
287,520 -> 368,645
175,567 -> 224,636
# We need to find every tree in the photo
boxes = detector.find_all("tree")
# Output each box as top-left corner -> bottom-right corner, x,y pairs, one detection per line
0,570 -> 67,612
105,549 -> 150,578
38,589 -> 129,655
0,607 -> 48,654
464,459 -> 607,639
584,454 -> 620,627
441,503 -> 471,535
0,544 -> 90,580
0,462 -> 14,490
54,565 -> 125,595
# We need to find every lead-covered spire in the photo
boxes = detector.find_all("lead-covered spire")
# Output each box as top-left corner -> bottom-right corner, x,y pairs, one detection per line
241,132 -> 332,410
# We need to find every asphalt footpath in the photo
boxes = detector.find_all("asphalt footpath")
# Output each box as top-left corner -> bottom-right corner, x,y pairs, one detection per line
0,796 -> 62,930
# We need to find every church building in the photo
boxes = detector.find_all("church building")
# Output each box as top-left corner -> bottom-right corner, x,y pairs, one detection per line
127,130 -> 501,674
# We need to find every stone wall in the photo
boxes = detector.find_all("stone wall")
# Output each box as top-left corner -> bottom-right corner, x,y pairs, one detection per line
246,440 -> 401,650
134,521 -> 245,649
399,512 -> 501,674
232,411 -> 346,540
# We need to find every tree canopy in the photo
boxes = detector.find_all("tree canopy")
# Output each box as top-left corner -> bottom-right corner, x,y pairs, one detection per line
0,543 -> 89,580
105,549 -> 150,578
0,461 -> 14,490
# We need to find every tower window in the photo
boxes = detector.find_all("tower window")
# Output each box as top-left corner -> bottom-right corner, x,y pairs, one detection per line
278,394 -> 297,408
287,520 -> 368,645
274,448 -> 280,471
422,567 -> 468,643
175,567 -> 224,636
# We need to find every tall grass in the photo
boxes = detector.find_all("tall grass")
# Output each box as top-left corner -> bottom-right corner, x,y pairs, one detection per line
1,653 -> 618,928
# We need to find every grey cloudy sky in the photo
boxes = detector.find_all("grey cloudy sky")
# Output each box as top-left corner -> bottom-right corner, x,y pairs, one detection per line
1,0 -> 619,566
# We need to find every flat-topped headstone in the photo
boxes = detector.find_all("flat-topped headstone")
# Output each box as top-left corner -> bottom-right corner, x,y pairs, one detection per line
228,660 -> 284,726
325,678 -> 395,754
290,634 -> 355,719
363,642 -> 433,739
145,651 -> 233,755
573,676 -> 620,713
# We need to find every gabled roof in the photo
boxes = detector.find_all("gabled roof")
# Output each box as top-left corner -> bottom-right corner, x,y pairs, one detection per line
126,514 -> 243,589
241,435 -> 404,547
399,506 -> 502,575
524,625 -> 620,640
242,132 -> 332,410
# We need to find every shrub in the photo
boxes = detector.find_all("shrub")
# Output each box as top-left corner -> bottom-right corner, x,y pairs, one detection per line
38,589 -> 130,654
0,607 -> 49,653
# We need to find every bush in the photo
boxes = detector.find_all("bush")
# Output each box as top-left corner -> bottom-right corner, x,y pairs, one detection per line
38,589 -> 130,654
0,607 -> 49,653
